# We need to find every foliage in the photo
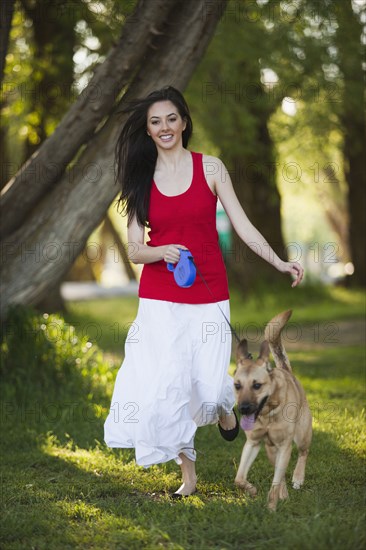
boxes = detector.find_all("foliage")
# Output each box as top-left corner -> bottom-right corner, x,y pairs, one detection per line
0,304 -> 116,404
269,100 -> 348,249
186,0 -> 364,273
2,0 -> 136,174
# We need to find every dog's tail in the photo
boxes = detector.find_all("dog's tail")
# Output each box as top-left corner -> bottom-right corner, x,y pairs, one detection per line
264,310 -> 292,372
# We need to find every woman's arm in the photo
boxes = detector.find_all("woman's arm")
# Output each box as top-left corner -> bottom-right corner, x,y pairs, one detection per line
127,215 -> 187,265
209,156 -> 304,287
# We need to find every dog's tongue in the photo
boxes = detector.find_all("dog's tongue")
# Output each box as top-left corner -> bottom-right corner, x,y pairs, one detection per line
240,414 -> 256,431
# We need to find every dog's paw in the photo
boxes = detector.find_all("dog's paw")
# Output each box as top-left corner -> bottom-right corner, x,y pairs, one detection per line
267,484 -> 280,511
279,481 -> 289,500
292,480 -> 302,490
235,479 -> 258,497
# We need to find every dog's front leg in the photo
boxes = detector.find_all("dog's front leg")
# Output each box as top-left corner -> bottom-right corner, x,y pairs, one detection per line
267,444 -> 292,511
235,441 -> 261,497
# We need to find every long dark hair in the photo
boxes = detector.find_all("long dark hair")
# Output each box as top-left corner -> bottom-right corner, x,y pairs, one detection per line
115,86 -> 193,227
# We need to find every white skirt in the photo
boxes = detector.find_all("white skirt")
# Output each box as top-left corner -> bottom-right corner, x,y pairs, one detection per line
104,298 -> 235,467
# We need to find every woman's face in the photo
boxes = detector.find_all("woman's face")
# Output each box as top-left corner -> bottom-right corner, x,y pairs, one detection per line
147,100 -> 186,151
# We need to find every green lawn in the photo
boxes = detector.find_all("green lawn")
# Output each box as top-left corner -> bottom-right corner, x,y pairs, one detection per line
1,287 -> 365,549
63,285 -> 365,356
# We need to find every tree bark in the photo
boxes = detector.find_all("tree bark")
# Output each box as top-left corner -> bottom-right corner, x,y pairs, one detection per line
317,165 -> 350,263
0,0 -> 15,85
336,0 -> 365,286
0,0 -> 15,190
103,215 -> 136,282
0,0 -> 228,319
19,0 -> 77,160
225,120 -> 286,290
187,59 -> 286,290
0,0 -> 178,239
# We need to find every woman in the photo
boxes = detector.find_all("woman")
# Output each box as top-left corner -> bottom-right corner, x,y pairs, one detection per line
104,86 -> 303,497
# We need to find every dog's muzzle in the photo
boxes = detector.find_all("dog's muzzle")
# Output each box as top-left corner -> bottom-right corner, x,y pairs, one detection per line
239,402 -> 257,416
239,396 -> 268,419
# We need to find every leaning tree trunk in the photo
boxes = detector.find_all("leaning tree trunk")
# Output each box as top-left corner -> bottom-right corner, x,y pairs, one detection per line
0,0 -> 178,239
0,0 -> 228,320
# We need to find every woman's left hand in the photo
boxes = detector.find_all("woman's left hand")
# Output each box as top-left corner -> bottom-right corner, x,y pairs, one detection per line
279,261 -> 304,288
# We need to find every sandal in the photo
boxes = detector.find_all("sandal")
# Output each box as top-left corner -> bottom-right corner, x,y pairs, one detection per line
218,410 -> 239,441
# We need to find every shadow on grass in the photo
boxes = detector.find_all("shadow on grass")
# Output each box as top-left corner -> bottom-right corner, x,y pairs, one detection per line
1,408 -> 365,549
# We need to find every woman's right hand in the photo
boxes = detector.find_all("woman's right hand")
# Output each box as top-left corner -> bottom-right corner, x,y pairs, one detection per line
162,244 -> 188,264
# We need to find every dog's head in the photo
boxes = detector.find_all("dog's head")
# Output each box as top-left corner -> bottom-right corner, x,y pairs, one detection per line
234,339 -> 274,422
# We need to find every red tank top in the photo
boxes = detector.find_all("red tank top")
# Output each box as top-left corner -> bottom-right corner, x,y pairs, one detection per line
138,151 -> 229,304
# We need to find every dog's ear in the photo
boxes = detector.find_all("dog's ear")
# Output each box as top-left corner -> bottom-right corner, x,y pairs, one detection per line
258,340 -> 273,373
265,361 -> 274,373
258,340 -> 270,362
259,340 -> 274,372
236,338 -> 253,363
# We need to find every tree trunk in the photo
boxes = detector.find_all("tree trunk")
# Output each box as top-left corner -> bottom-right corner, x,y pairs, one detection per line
0,0 -> 228,320
104,215 -> 136,282
0,0 -> 15,85
336,0 -> 366,286
185,8 -> 286,292
0,0 -> 15,190
0,0 -> 178,239
19,0 -> 77,160
225,120 -> 285,290
317,165 -> 350,263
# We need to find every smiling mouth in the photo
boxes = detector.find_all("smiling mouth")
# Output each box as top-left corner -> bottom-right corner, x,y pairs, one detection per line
160,134 -> 173,141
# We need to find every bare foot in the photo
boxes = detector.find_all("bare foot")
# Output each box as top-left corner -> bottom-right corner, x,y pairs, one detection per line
172,453 -> 197,497
173,477 -> 197,497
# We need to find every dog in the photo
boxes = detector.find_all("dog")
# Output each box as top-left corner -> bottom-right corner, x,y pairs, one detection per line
233,310 -> 312,511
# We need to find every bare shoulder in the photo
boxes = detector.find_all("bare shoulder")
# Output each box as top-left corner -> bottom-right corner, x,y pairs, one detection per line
202,155 -> 225,183
202,155 -> 226,194
202,154 -> 224,171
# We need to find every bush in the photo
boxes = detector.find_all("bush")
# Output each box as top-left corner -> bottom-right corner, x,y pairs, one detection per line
0,305 -> 115,404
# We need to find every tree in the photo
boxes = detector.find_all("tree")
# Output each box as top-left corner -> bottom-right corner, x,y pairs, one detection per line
266,0 -> 365,285
0,0 -> 16,191
334,0 -> 365,285
1,0 -> 177,238
186,1 -> 291,289
0,0 -> 15,85
18,0 -> 78,159
191,0 -> 366,288
0,0 -> 228,320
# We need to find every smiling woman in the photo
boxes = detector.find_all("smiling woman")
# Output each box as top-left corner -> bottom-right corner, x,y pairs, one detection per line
105,85 -> 304,499
147,102 -> 193,196
114,87 -> 193,228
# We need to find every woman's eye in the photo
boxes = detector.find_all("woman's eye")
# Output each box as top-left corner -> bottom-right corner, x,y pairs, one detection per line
168,118 -> 177,123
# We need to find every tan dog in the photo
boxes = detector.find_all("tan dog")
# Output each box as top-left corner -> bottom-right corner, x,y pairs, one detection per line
234,310 -> 312,511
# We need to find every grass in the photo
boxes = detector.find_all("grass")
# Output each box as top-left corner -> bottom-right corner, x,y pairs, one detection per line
63,284 -> 365,356
1,287 -> 365,549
